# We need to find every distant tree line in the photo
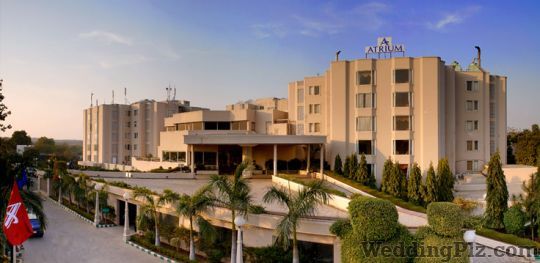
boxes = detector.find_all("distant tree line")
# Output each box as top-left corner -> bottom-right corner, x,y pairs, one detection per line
507,124 -> 540,165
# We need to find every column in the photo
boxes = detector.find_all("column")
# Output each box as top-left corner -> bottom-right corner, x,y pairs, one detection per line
306,144 -> 311,172
320,144 -> 324,179
333,239 -> 342,263
123,192 -> 131,242
46,178 -> 50,196
94,191 -> 100,226
190,145 -> 195,174
273,144 -> 277,176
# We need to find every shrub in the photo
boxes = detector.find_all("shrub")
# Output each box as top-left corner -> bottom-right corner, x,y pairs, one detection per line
334,154 -> 343,175
342,225 -> 414,263
424,163 -> 438,204
463,215 -> 483,230
452,197 -> 478,215
343,155 -> 351,178
329,218 -> 352,238
415,234 -> 469,263
287,158 -> 302,170
436,158 -> 454,202
503,206 -> 526,235
245,246 -> 292,263
349,196 -> 399,241
427,202 -> 462,237
407,163 -> 423,205
484,151 -> 509,229
356,154 -> 369,185
381,158 -> 393,193
349,154 -> 358,179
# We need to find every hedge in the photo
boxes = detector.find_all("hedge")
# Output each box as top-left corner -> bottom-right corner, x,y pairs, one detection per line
325,171 -> 427,213
244,246 -> 292,263
130,234 -> 195,262
349,196 -> 399,241
426,202 -> 462,237
415,235 -> 469,263
476,228 -> 540,250
329,218 -> 352,238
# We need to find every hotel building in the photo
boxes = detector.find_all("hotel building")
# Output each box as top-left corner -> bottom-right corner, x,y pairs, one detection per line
82,99 -> 202,165
288,55 -> 507,180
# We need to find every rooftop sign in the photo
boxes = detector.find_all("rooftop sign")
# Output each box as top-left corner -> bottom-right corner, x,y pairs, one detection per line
365,37 -> 405,58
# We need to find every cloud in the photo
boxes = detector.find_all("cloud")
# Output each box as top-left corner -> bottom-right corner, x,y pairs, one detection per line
97,55 -> 148,69
349,2 -> 391,30
292,15 -> 343,37
250,23 -> 287,39
428,6 -> 481,30
79,30 -> 133,45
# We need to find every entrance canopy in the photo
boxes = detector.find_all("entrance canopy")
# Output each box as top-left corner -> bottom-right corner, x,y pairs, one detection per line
184,134 -> 326,145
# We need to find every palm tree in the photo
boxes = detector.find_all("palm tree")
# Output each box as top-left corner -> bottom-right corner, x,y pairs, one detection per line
176,185 -> 215,260
263,180 -> 331,263
208,162 -> 251,263
133,187 -> 179,247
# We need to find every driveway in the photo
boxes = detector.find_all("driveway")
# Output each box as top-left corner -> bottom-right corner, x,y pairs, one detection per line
23,198 -> 156,263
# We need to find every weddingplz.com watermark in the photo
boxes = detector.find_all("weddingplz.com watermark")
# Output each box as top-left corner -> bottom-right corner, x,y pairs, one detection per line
357,241 -> 539,261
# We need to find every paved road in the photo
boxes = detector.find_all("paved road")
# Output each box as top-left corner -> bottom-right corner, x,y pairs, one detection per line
23,198 -> 157,263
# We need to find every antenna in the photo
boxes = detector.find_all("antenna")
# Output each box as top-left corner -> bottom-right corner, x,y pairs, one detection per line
335,50 -> 341,61
173,86 -> 176,101
124,87 -> 129,104
91,92 -> 94,107
112,90 -> 115,104
166,84 -> 171,102
96,99 -> 98,106
474,46 -> 481,68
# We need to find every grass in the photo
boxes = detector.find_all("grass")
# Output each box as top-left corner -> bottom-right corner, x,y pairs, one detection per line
324,171 -> 427,213
277,174 -> 348,197
477,228 -> 540,251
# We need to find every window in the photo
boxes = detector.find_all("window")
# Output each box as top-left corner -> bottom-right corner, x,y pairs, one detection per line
134,110 -> 138,116
232,121 -> 248,130
308,86 -> 320,95
297,124 -> 304,135
394,116 -> 411,131
127,110 -> 131,116
357,71 -> 372,85
297,106 -> 304,120
297,88 -> 304,103
466,81 -> 479,91
489,84 -> 495,100
466,100 -> 479,111
127,121 -> 131,128
133,144 -> 137,150
490,140 -> 496,155
394,69 -> 410,83
125,144 -> 130,150
358,140 -> 373,155
394,140 -> 410,155
309,123 -> 321,133
467,160 -> 479,171
134,121 -> 137,128
134,132 -> 138,139
356,117 -> 375,131
309,104 -> 321,114
465,120 -> 479,132
394,92 -> 410,107
162,151 -> 186,162
466,140 -> 479,151
356,93 -> 373,108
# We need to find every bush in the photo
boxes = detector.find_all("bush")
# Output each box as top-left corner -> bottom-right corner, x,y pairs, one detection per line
415,234 -> 469,263
427,202 -> 462,237
452,197 -> 478,214
287,158 -> 302,171
342,225 -> 414,263
130,234 -> 193,262
329,218 -> 352,238
463,215 -> 483,230
245,246 -> 292,263
334,154 -> 343,175
349,196 -> 399,241
503,206 -> 526,235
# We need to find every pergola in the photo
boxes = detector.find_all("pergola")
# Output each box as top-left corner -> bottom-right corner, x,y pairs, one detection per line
184,133 -> 327,176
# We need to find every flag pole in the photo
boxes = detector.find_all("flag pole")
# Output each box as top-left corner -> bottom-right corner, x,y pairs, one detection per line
12,245 -> 16,263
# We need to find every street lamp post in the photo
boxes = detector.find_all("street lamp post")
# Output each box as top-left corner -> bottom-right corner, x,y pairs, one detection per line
58,175 -> 62,204
94,183 -> 103,226
123,192 -> 131,242
234,215 -> 246,263
463,229 -> 476,263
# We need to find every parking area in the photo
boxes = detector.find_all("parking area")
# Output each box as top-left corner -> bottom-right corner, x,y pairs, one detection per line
23,198 -> 156,263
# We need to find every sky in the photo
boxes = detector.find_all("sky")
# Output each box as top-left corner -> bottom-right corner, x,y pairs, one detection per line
0,0 -> 539,140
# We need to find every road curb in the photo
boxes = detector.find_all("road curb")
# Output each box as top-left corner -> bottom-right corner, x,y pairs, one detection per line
47,197 -> 117,228
125,240 -> 178,263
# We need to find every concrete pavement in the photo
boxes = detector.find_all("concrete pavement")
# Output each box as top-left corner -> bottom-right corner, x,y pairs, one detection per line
23,198 -> 157,263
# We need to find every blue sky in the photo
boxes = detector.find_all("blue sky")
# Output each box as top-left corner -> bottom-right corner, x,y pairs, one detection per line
0,0 -> 539,139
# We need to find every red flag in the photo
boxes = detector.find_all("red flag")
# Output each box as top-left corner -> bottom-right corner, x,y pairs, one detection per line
3,182 -> 33,245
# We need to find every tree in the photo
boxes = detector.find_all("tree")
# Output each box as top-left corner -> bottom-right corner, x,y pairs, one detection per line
520,170 -> 540,239
407,163 -> 423,205
0,79 -> 12,132
34,137 -> 56,155
134,187 -> 179,246
511,125 -> 540,166
333,154 -> 343,175
10,130 -> 32,146
350,154 -> 359,180
356,154 -> 369,185
436,158 -> 454,202
424,163 -> 438,204
380,159 -> 393,193
176,186 -> 215,261
343,155 -> 351,178
484,152 -> 509,229
387,162 -> 405,199
263,180 -> 331,263
208,162 -> 251,263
